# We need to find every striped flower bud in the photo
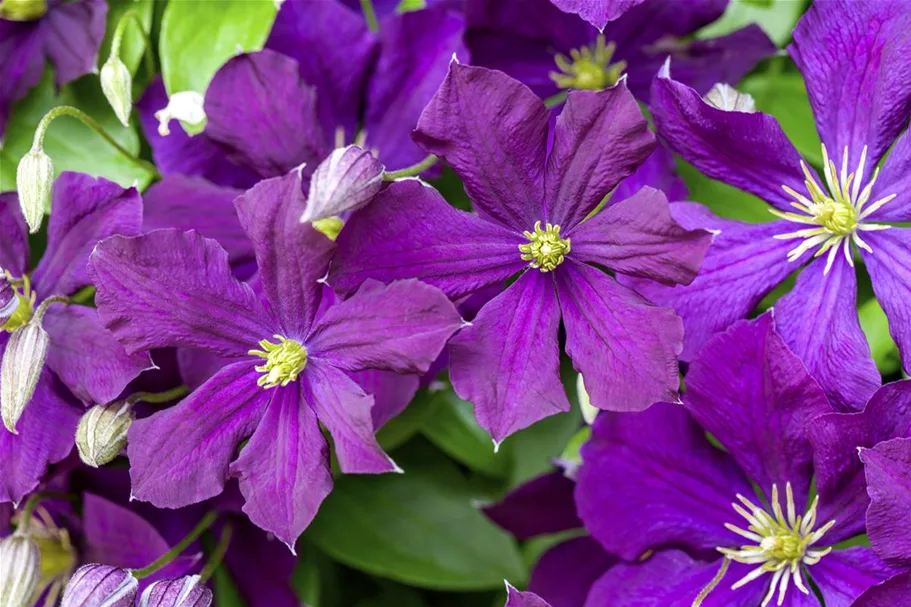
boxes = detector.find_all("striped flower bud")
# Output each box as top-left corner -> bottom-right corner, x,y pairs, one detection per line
139,576 -> 212,607
76,400 -> 135,467
101,56 -> 133,127
61,564 -> 138,607
16,146 -> 54,234
1,319 -> 50,433
0,275 -> 16,327
302,145 -> 385,229
0,533 -> 41,607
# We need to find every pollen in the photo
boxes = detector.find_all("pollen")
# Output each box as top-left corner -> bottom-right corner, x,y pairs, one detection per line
550,35 -> 627,91
773,144 -> 895,275
1,273 -> 36,334
249,335 -> 308,389
519,221 -> 571,272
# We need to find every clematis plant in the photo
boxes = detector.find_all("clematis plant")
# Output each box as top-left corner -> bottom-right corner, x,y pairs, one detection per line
640,0 -> 911,412
89,169 -> 463,548
331,63 -> 712,442
575,314 -> 902,606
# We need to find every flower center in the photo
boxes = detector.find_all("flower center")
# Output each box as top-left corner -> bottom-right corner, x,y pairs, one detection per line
249,335 -> 308,389
0,0 -> 47,21
717,483 -> 835,607
551,35 -> 627,91
519,221 -> 571,272
1,274 -> 36,333
773,144 -> 895,274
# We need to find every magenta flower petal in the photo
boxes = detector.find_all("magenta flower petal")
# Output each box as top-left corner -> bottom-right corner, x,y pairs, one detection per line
545,84 -> 655,228
128,362 -> 270,508
32,172 -> 142,297
449,270 -> 569,443
529,537 -> 615,607
556,260 -> 682,413
0,20 -> 44,137
861,437 -> 911,567
853,572 -> 911,607
42,305 -> 151,404
331,180 -> 525,299
222,520 -> 299,607
775,254 -> 879,412
483,472 -> 581,541
808,547 -> 900,607
610,143 -> 688,205
506,584 -> 551,607
349,369 -> 419,430
90,230 -> 273,358
549,0 -> 645,30
568,187 -> 711,285
230,382 -> 333,549
414,63 -> 549,231
234,171 -> 336,336
867,129 -> 911,222
0,194 -> 30,276
42,0 -> 107,88
862,230 -> 911,382
204,50 -> 326,179
576,402 -> 752,559
302,361 -> 396,475
684,314 -> 831,506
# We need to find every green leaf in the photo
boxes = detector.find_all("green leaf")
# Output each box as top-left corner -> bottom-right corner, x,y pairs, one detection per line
858,298 -> 901,375
159,0 -> 277,95
100,0 -> 154,75
0,71 -> 155,192
422,389 -> 511,478
212,564 -> 248,607
306,442 -> 525,591
559,426 -> 591,468
377,389 -> 434,452
696,0 -> 806,47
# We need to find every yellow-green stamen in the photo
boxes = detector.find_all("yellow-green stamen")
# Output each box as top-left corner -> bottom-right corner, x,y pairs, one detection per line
0,0 -> 47,21
1,273 -> 36,333
519,221 -> 570,272
312,216 -> 344,241
550,35 -> 627,91
249,335 -> 308,388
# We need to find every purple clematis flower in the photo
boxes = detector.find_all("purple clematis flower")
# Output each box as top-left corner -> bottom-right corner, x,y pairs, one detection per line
466,0 -> 776,103
860,437 -> 911,568
0,0 -> 106,137
331,63 -> 712,442
641,0 -> 911,412
547,0 -> 643,30
852,571 -> 911,607
89,169 -> 463,548
506,584 -> 553,607
575,314 -> 901,607
0,173 -> 150,504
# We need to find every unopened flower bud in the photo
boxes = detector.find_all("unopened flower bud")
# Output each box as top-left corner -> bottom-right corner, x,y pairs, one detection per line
0,0 -> 47,21
154,92 -> 206,137
16,146 -> 54,234
0,275 -> 17,327
76,400 -> 135,467
704,83 -> 757,113
61,564 -> 138,607
302,145 -> 385,225
0,533 -> 41,607
1,319 -> 49,433
101,56 -> 133,127
139,575 -> 212,607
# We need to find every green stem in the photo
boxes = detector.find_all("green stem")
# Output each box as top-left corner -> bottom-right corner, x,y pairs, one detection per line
384,154 -> 439,180
132,511 -> 218,579
32,106 -> 159,177
359,0 -> 379,32
127,385 -> 190,406
543,91 -> 568,109
16,491 -> 77,531
692,558 -> 730,607
33,294 -> 69,323
199,522 -> 234,583
111,10 -> 156,76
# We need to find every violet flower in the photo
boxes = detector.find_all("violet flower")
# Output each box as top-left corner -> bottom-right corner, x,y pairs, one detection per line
0,174 -> 150,504
641,0 -> 911,412
575,314 -> 901,606
89,169 -> 463,548
331,63 -> 711,442
506,584 -> 552,607
852,571 -> 911,607
547,0 -> 643,30
0,0 -> 106,137
861,437 -> 911,569
466,0 -> 776,103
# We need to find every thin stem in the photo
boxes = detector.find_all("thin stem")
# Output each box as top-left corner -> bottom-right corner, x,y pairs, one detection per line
16,491 -> 77,531
359,0 -> 379,32
127,385 -> 191,406
111,10 -> 156,76
543,91 -> 568,109
384,154 -> 439,181
32,106 -> 159,177
692,558 -> 730,607
34,295 -> 69,323
132,511 -> 218,579
199,522 -> 234,583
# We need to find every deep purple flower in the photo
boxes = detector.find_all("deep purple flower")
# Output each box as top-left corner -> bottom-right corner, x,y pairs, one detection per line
547,0 -> 643,30
331,63 -> 711,442
506,584 -> 552,607
575,314 -> 902,606
640,0 -> 911,412
89,169 -> 463,547
0,174 -> 150,504
0,0 -> 106,137
466,0 -> 776,103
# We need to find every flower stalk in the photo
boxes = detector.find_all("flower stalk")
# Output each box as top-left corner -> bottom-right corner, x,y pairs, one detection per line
131,511 -> 218,579
383,154 -> 439,181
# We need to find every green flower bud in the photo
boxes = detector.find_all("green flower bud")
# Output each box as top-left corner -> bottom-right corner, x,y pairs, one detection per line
1,319 -> 49,433
16,147 -> 54,234
101,56 -> 133,127
0,0 -> 47,21
76,400 -> 135,467
0,533 -> 41,607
